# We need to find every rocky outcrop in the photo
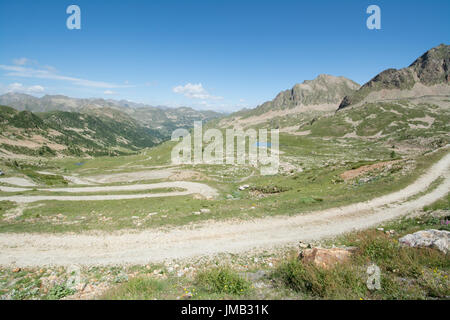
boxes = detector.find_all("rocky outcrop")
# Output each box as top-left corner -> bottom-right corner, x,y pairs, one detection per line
338,44 -> 450,109
399,229 -> 449,253
299,247 -> 357,269
257,74 -> 360,114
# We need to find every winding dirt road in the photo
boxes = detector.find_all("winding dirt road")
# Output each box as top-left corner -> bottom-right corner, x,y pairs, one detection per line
0,153 -> 449,267
0,181 -> 218,202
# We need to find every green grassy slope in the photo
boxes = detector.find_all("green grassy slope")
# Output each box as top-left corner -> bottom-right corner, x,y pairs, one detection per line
0,105 -> 164,157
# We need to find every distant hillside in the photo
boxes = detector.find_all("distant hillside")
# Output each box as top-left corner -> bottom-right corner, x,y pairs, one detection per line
0,105 -> 165,157
0,93 -> 223,139
297,99 -> 450,145
339,44 -> 450,109
218,74 -> 359,129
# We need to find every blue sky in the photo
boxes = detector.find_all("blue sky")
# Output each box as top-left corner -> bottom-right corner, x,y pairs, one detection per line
0,0 -> 449,112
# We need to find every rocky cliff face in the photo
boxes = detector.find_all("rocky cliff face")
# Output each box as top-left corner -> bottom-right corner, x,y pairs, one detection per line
217,74 -> 360,129
257,74 -> 360,113
339,44 -> 450,109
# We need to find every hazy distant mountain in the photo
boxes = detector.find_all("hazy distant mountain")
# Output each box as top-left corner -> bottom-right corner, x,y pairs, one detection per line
339,44 -> 450,109
0,93 -> 223,138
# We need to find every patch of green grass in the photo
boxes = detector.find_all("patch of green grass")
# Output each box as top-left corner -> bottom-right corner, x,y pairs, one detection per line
47,140 -> 177,175
274,226 -> 449,299
101,277 -> 168,300
423,194 -> 450,212
46,283 -> 76,300
273,257 -> 367,299
195,267 -> 252,296
249,185 -> 291,194
0,201 -> 15,219
0,187 -> 182,197
21,169 -> 68,186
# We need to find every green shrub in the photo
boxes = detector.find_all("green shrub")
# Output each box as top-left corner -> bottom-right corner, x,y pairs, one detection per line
273,257 -> 366,299
46,284 -> 76,300
0,201 -> 16,218
102,277 -> 167,300
196,267 -> 251,296
347,231 -> 448,277
249,185 -> 291,194
423,194 -> 450,212
21,169 -> 68,186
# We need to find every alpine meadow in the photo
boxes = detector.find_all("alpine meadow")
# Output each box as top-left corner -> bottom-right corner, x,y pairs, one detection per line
0,0 -> 449,305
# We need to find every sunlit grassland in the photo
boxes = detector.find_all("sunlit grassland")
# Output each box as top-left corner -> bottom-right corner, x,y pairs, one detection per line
0,144 -> 447,234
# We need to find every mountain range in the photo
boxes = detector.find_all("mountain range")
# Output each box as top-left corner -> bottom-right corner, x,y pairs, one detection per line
218,44 -> 449,139
339,43 -> 450,109
0,44 -> 449,157
0,93 -> 222,138
0,95 -> 222,157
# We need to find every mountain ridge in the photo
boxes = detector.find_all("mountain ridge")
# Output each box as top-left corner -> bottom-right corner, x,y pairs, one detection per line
0,93 -> 223,138
217,74 -> 360,128
253,74 -> 360,114
338,44 -> 450,110
0,104 -> 164,157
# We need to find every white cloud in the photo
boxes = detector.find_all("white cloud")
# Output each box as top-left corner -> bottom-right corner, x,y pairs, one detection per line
28,85 -> 45,93
103,90 -> 117,95
0,64 -> 132,89
6,82 -> 45,94
13,58 -> 30,66
173,83 -> 223,100
8,83 -> 23,91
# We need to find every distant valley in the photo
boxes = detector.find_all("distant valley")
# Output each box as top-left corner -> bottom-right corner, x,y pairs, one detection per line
0,94 -> 222,157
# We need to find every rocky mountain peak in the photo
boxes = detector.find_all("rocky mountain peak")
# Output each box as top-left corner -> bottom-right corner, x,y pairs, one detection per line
257,74 -> 360,113
339,44 -> 450,109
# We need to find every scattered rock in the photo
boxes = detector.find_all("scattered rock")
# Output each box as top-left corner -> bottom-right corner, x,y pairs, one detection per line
200,208 -> 211,214
377,227 -> 384,231
253,281 -> 269,289
399,229 -> 449,253
181,292 -> 193,299
12,268 -> 21,273
239,185 -> 250,191
177,270 -> 185,277
240,270 -> 267,282
299,241 -> 311,249
299,247 -> 356,269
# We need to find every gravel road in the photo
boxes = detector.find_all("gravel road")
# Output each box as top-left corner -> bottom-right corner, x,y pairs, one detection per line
0,181 -> 218,202
0,153 -> 448,267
